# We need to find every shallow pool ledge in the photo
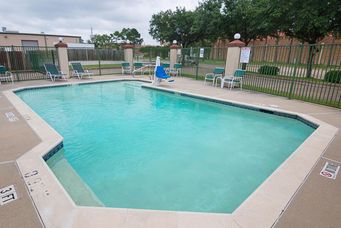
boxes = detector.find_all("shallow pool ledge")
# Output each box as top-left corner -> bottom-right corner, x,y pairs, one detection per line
4,79 -> 338,228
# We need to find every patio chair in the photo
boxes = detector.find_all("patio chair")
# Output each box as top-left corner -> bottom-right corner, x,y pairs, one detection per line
70,62 -> 93,79
204,67 -> 224,86
133,62 -> 144,75
216,69 -> 246,90
121,62 -> 132,75
169,63 -> 182,76
0,65 -> 14,84
44,64 -> 67,82
162,63 -> 170,72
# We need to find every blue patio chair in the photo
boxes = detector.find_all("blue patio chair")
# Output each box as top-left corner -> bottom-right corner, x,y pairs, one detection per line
155,66 -> 174,83
44,64 -> 67,82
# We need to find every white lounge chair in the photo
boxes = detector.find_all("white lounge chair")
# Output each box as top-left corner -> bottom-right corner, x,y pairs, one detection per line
70,62 -> 93,79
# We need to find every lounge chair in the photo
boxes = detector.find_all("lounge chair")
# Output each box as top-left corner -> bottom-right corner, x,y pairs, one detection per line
44,64 -> 67,82
204,67 -> 224,86
216,69 -> 246,90
169,63 -> 182,76
70,62 -> 93,79
121,62 -> 132,75
0,65 -> 14,84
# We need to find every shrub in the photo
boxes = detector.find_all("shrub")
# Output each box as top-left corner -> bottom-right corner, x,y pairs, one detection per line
324,70 -> 341,84
258,65 -> 280,76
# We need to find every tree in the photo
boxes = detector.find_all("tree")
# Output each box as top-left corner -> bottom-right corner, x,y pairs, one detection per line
149,7 -> 201,47
194,0 -> 225,45
268,0 -> 341,77
90,28 -> 143,48
116,28 -> 143,45
220,0 -> 269,45
90,34 -> 113,48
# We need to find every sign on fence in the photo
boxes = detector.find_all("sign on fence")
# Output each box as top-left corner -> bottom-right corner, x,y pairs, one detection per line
240,47 -> 251,63
199,48 -> 204,58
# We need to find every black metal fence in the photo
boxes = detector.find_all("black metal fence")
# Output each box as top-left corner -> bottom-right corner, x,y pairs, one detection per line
133,46 -> 170,63
181,44 -> 341,108
180,47 -> 227,79
67,48 -> 124,75
0,46 -> 58,81
243,44 -> 341,108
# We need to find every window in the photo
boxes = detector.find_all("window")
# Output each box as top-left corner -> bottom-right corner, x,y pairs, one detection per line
21,40 -> 39,47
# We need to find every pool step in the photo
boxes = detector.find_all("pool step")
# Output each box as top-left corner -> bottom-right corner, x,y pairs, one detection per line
46,150 -> 103,207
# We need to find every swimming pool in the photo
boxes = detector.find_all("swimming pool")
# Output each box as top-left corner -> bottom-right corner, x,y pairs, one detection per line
17,81 -> 315,213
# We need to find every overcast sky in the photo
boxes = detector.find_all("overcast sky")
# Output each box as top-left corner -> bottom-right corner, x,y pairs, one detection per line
0,0 -> 199,45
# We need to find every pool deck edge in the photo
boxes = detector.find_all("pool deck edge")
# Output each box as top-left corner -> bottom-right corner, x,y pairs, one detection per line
2,78 -> 339,228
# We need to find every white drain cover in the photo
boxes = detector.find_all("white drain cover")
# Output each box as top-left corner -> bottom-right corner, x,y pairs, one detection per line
320,162 -> 340,180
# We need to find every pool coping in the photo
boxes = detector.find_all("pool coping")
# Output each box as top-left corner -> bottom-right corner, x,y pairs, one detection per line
3,78 -> 338,228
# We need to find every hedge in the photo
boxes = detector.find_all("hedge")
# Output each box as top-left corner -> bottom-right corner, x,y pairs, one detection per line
324,70 -> 341,84
258,65 -> 280,76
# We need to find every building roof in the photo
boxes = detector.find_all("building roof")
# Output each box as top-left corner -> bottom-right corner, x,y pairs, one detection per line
0,32 -> 81,38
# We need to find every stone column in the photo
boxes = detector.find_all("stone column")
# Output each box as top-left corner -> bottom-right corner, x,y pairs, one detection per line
224,40 -> 245,77
55,41 -> 70,78
123,44 -> 134,67
169,44 -> 179,69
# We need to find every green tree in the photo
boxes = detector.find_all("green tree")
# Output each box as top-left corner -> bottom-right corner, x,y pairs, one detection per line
149,7 -> 201,47
194,0 -> 225,45
90,28 -> 144,48
268,0 -> 340,77
116,28 -> 143,44
90,34 -> 113,48
220,0 -> 269,45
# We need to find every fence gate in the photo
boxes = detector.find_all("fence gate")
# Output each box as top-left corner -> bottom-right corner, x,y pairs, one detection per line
0,46 -> 58,81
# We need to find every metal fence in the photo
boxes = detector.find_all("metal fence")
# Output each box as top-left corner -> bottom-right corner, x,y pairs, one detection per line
243,44 -> 341,108
180,47 -> 227,79
68,48 -> 124,75
133,46 -> 170,63
0,46 -> 58,81
181,44 -> 341,108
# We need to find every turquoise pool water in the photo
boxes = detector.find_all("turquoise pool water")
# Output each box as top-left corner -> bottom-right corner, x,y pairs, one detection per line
17,81 -> 314,213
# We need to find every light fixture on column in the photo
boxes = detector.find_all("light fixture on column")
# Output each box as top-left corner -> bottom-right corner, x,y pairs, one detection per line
234,33 -> 241,40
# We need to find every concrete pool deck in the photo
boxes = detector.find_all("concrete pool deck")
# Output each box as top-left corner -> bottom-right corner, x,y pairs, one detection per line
0,75 -> 340,227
